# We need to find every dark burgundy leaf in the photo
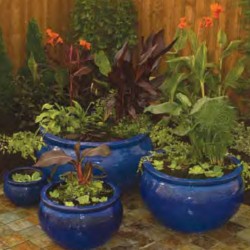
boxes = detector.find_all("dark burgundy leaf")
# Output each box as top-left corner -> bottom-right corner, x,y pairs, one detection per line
81,144 -> 111,157
34,150 -> 73,167
73,66 -> 92,77
137,81 -> 158,95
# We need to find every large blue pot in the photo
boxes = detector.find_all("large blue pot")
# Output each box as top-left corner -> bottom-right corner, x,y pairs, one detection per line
37,130 -> 153,190
140,161 -> 244,233
39,182 -> 123,250
4,167 -> 47,207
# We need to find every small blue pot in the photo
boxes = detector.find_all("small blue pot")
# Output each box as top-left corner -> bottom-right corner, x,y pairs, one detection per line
37,130 -> 153,190
140,160 -> 244,233
4,167 -> 47,207
39,182 -> 123,250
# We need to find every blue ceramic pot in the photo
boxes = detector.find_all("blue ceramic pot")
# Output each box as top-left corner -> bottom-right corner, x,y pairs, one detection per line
37,130 -> 153,190
4,167 -> 47,207
140,160 -> 244,233
39,182 -> 123,250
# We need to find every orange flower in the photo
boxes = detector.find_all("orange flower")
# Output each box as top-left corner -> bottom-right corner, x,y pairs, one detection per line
46,28 -> 63,46
79,39 -> 91,50
178,17 -> 188,29
199,17 -> 213,29
57,37 -> 64,44
210,3 -> 223,19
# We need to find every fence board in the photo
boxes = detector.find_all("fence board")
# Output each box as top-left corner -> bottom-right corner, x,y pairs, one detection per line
0,0 -> 243,70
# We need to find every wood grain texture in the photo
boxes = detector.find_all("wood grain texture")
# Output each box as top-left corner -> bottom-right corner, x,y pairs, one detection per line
0,0 -> 74,70
0,0 -> 243,70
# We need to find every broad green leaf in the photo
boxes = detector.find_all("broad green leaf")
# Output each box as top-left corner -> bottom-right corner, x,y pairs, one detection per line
176,93 -> 192,107
41,103 -> 54,110
217,29 -> 227,48
166,56 -> 191,64
31,171 -> 41,181
173,29 -> 188,51
160,73 -> 187,102
173,122 -> 191,136
189,165 -> 204,175
190,97 -> 209,115
92,197 -> 108,203
223,58 -> 245,89
194,43 -> 207,82
77,195 -> 90,205
49,190 -> 60,198
94,51 -> 111,76
144,102 -> 182,116
222,40 -> 242,59
64,201 -> 74,207
187,29 -> 199,53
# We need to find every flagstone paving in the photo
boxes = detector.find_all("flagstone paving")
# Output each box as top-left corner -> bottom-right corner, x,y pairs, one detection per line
0,187 -> 250,250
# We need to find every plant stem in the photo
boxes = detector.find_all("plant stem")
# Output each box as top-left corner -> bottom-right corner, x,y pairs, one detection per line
200,80 -> 205,97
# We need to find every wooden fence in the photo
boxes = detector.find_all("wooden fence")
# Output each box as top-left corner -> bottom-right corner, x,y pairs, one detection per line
0,0 -> 74,69
0,0 -> 244,70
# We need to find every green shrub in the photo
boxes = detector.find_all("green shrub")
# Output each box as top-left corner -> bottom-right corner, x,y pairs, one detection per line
72,0 -> 138,59
0,28 -> 14,113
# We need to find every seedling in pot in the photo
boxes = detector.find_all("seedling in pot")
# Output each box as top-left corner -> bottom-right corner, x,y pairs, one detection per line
34,143 -> 112,206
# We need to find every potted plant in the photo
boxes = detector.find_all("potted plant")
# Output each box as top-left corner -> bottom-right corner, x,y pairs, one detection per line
0,132 -> 47,206
139,3 -> 246,233
35,143 -> 123,250
4,166 -> 47,206
34,30 -> 177,190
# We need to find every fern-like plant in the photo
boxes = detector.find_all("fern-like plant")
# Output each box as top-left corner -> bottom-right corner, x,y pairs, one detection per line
189,97 -> 236,164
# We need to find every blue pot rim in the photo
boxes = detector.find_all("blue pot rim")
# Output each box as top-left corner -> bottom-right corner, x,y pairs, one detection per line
40,127 -> 149,149
143,157 -> 243,186
40,181 -> 121,213
5,167 -> 47,186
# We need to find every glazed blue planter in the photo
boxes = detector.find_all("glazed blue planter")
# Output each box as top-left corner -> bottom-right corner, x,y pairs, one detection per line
37,130 -> 153,190
39,182 -> 123,250
140,160 -> 244,233
4,167 -> 47,207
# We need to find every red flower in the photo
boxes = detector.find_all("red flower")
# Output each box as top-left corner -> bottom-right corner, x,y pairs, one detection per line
210,3 -> 223,19
178,17 -> 188,29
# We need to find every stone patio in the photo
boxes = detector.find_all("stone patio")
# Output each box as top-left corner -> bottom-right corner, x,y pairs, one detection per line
0,187 -> 250,250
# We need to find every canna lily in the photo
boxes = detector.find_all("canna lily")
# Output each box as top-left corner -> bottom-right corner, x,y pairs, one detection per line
199,16 -> 213,29
46,28 -> 63,46
79,39 -> 91,50
210,3 -> 223,19
178,17 -> 188,29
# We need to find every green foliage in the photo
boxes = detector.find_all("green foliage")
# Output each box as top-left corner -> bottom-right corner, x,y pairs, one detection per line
111,115 -> 152,138
35,101 -> 105,136
144,97 -> 237,177
0,132 -> 44,161
150,122 -> 191,165
231,122 -> 250,157
165,28 -> 245,99
190,97 -> 236,164
72,0 -> 137,59
49,174 -> 111,206
12,171 -> 42,182
26,19 -> 46,63
0,28 -> 14,113
189,163 -> 224,178
12,20 -> 67,129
